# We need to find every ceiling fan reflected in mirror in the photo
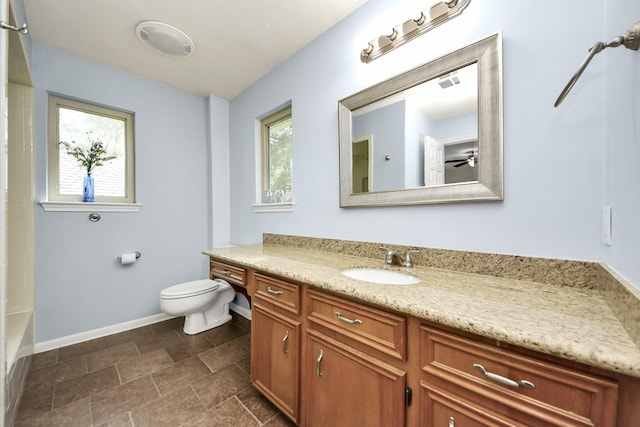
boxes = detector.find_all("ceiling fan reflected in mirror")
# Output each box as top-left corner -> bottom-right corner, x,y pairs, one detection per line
445,150 -> 477,168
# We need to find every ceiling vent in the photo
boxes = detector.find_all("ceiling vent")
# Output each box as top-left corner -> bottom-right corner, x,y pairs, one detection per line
438,71 -> 460,89
136,21 -> 195,58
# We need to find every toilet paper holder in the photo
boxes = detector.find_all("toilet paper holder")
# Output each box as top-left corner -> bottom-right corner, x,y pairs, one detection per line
117,252 -> 141,261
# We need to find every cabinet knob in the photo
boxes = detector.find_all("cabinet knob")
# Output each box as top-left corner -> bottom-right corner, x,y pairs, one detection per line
449,416 -> 455,427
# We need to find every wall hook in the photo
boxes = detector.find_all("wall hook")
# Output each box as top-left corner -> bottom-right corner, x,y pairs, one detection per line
0,21 -> 28,34
554,20 -> 640,107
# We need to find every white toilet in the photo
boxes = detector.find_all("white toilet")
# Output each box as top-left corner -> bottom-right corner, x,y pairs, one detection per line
160,278 -> 235,335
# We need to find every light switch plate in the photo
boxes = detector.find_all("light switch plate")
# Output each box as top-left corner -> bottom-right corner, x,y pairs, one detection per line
602,206 -> 612,245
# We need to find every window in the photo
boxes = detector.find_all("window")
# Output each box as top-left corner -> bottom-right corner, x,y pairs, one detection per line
47,95 -> 135,204
260,106 -> 293,205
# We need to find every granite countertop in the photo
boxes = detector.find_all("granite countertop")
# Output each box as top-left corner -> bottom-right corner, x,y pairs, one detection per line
203,244 -> 640,378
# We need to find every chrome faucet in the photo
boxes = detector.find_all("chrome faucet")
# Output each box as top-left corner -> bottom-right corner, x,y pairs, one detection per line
379,247 -> 419,268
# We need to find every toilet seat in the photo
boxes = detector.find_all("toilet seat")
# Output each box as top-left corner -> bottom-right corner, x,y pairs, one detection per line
160,279 -> 220,300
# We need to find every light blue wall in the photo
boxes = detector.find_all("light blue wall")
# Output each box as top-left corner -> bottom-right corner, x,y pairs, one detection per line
604,0 -> 640,287
208,96 -> 231,247
228,0 -> 640,290
429,113 -> 477,142
32,44 -> 211,342
403,104 -> 425,188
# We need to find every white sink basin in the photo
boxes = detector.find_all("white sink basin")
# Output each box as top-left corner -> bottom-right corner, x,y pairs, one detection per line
340,268 -> 420,285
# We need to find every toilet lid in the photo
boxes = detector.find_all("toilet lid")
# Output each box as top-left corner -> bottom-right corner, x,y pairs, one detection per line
160,279 -> 220,299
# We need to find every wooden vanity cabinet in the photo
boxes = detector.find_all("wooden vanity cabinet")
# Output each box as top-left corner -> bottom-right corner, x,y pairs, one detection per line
227,260 -> 638,427
303,290 -> 408,427
250,273 -> 302,424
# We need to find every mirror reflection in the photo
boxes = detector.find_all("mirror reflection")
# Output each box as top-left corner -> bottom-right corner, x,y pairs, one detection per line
351,63 -> 478,193
338,32 -> 502,207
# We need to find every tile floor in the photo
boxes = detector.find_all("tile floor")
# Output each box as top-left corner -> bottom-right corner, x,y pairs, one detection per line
15,314 -> 296,427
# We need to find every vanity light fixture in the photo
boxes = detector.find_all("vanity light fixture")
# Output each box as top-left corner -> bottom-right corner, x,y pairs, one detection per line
136,21 -> 195,58
360,0 -> 471,63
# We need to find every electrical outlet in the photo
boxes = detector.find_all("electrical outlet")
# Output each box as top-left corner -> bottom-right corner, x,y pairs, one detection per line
602,207 -> 612,246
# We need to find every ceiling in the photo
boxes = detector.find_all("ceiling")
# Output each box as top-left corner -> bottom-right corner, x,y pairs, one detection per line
23,0 -> 368,100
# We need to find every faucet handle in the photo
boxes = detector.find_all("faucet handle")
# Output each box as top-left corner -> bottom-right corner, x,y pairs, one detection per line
403,250 -> 420,268
379,247 -> 397,264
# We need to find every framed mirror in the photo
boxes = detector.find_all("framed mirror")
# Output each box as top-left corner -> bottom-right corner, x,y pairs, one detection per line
339,33 -> 502,207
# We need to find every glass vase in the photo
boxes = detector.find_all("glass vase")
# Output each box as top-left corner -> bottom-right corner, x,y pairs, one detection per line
83,173 -> 95,202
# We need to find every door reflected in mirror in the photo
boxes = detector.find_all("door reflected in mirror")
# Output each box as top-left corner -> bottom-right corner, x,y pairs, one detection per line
351,135 -> 372,194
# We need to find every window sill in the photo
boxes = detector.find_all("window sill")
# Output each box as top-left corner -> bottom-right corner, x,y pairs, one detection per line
252,202 -> 295,213
39,201 -> 142,212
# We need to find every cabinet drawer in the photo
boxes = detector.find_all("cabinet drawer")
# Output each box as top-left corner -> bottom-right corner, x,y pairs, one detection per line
307,290 -> 406,360
420,382 -> 527,427
210,260 -> 246,286
253,273 -> 301,316
421,326 -> 618,427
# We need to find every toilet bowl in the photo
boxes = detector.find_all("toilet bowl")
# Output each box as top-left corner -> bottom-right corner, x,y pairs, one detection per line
160,278 -> 235,335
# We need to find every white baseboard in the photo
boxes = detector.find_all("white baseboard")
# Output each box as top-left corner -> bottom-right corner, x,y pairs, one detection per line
34,313 -> 176,354
230,303 -> 251,320
35,306 -> 253,354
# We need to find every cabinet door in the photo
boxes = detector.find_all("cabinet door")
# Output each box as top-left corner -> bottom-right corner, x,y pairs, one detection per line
251,303 -> 300,423
304,331 -> 406,427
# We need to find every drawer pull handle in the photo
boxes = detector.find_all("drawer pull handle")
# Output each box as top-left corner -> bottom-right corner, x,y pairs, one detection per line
472,364 -> 535,389
220,269 -> 232,276
282,330 -> 289,357
449,417 -> 455,427
316,350 -> 324,378
267,286 -> 284,296
335,312 -> 363,325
